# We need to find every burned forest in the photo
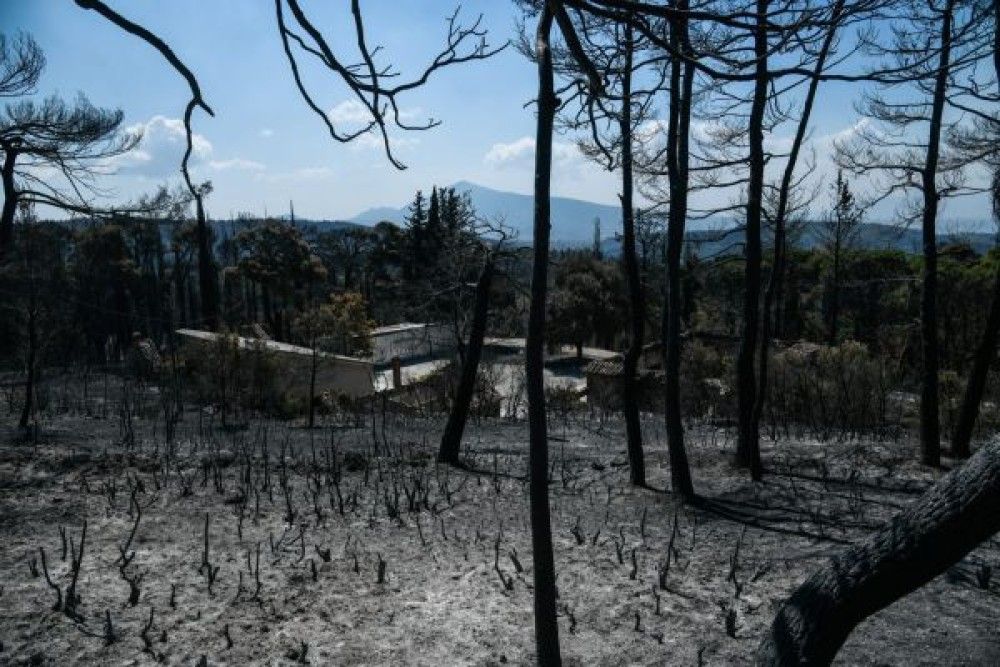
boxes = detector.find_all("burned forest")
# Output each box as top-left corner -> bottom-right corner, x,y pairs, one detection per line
1,0 -> 1000,665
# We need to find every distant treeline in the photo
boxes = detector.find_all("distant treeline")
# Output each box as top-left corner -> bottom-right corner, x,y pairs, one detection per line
3,192 -> 998,402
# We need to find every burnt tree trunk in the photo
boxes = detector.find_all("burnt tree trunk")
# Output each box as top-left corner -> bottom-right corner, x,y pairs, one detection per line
619,25 -> 647,488
526,6 -> 561,665
951,1 -> 1000,459
755,4 -> 841,439
951,266 -> 1000,457
826,240 -> 843,346
18,222 -> 37,430
756,436 -> 1000,665
18,285 -> 37,429
918,0 -> 953,467
735,0 -> 768,480
663,3 -> 696,500
195,193 -> 219,330
438,256 -> 494,465
0,146 -> 18,261
307,344 -> 318,429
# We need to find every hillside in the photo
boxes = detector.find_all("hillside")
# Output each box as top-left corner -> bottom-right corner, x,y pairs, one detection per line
351,181 -> 624,244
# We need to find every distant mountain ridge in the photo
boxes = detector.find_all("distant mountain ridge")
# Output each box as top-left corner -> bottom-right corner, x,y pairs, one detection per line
350,180 -> 995,255
350,180 -> 624,243
58,182 -> 996,256
597,222 -> 997,258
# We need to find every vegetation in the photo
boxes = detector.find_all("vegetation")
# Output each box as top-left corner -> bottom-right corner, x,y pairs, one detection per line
2,0 -> 999,664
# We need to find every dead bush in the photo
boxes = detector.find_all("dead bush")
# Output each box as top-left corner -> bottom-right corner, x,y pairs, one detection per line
179,333 -> 282,417
766,340 -> 894,439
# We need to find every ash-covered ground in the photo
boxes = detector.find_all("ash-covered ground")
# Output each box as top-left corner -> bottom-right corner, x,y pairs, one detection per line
0,381 -> 998,666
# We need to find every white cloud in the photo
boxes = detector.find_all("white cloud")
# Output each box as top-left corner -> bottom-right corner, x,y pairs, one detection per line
484,136 -> 535,165
328,100 -> 423,126
396,106 -> 423,122
110,115 -> 264,179
113,115 -> 212,177
484,136 -> 583,169
636,119 -> 669,142
823,118 -> 870,146
352,131 -> 420,153
260,128 -> 274,138
326,100 -> 422,157
327,100 -> 372,126
209,158 -> 266,172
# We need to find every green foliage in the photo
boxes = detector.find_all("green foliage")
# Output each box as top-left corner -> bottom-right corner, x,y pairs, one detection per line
292,292 -> 374,357
547,252 -> 627,354
237,222 -> 326,291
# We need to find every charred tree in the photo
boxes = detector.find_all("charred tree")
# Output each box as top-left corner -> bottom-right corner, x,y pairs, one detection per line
662,1 -> 696,499
735,0 -> 769,480
753,0 -> 843,445
757,436 -> 1000,665
618,24 -> 647,488
916,0 -> 954,466
836,0 -> 992,467
526,6 -> 561,664
194,188 -> 219,330
951,262 -> 1000,457
950,6 -> 1000,458
438,255 -> 494,466
17,215 -> 37,430
0,145 -> 16,259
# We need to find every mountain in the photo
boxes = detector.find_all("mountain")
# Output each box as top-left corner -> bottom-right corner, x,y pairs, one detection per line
352,181 -> 996,254
350,207 -> 408,227
350,180 -> 624,244
284,217 -> 364,234
598,222 -> 997,258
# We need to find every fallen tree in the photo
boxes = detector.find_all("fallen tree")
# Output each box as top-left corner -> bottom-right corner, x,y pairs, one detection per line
756,437 -> 1000,665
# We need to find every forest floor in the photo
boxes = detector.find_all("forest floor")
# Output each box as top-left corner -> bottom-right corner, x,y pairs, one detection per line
0,384 -> 998,666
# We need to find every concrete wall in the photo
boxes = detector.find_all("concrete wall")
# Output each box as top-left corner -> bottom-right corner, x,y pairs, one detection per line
176,329 -> 375,398
370,324 -> 454,364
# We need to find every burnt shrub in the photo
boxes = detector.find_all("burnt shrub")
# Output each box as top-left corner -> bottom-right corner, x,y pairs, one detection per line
766,341 -> 894,439
179,333 -> 283,416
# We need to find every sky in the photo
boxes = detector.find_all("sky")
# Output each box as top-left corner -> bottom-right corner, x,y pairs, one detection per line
3,0 -> 993,228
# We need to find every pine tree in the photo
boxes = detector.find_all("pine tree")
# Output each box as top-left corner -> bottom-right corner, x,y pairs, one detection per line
404,190 -> 427,278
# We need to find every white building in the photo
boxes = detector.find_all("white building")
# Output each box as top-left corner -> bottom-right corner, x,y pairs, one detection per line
176,329 -> 376,398
367,323 -> 455,365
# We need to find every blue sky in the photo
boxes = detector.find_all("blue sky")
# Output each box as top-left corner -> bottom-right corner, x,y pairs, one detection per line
3,0 -> 993,228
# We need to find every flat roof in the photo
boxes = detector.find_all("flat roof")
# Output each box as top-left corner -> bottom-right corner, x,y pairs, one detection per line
370,322 -> 434,336
176,329 -> 372,367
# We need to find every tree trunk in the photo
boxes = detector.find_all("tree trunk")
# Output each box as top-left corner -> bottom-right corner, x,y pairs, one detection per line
663,4 -> 696,500
526,7 -> 561,665
754,0 -> 840,448
0,147 -> 18,261
262,283 -> 274,335
827,242 -> 841,346
438,256 -> 494,465
195,194 -> 219,330
19,224 -> 37,430
114,275 -> 130,354
619,25 -> 647,488
308,345 -> 318,429
756,436 -> 1000,665
735,0 -> 768,480
951,248 -> 1000,457
918,0 -> 953,467
18,293 -> 37,429
951,0 -> 1000,459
